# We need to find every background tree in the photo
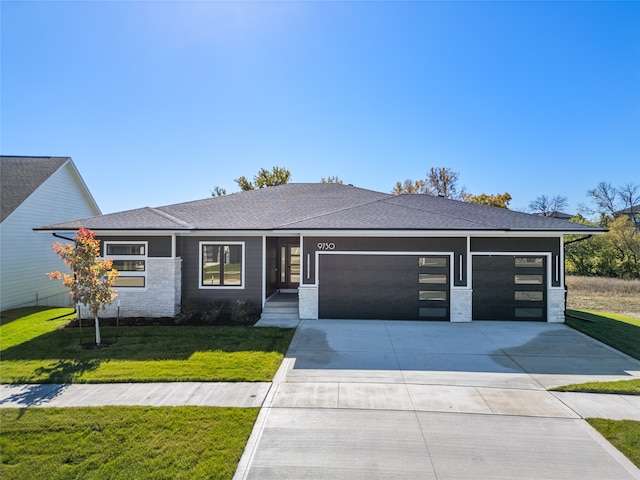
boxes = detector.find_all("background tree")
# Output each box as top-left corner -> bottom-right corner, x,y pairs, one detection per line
235,166 -> 291,191
582,181 -> 639,226
565,214 -> 640,279
606,216 -> 640,278
392,167 -> 464,198
528,194 -> 568,216
391,179 -> 426,194
321,176 -> 343,184
584,182 -> 619,220
48,228 -> 119,346
211,186 -> 227,197
462,192 -> 512,209
425,167 -> 465,199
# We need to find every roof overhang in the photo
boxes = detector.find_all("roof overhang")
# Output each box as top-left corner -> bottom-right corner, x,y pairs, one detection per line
35,228 -> 606,237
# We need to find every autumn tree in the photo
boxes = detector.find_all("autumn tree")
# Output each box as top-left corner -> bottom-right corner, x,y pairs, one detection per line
48,228 -> 119,346
462,192 -> 512,209
235,166 -> 291,191
528,194 -> 568,216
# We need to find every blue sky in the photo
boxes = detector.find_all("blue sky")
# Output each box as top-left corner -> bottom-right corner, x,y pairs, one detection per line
2,1 -> 639,215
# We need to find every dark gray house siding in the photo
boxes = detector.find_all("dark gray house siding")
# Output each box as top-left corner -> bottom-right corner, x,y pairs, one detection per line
303,236 -> 467,287
97,235 -> 173,257
180,236 -> 263,309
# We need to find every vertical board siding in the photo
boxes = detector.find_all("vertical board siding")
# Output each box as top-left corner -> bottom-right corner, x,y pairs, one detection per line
0,163 -> 101,311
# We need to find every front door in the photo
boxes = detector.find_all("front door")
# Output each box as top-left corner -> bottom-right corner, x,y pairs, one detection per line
279,244 -> 300,290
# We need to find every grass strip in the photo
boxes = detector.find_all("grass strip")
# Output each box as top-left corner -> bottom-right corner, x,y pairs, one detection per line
565,309 -> 640,360
1,307 -> 295,383
0,406 -> 258,480
587,418 -> 640,468
552,378 -> 640,395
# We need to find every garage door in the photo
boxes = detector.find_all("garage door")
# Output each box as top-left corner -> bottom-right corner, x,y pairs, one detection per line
318,254 -> 449,320
472,255 -> 546,321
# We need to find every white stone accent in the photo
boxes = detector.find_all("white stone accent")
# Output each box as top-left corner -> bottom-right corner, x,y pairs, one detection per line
548,288 -> 566,323
450,288 -> 472,323
100,258 -> 182,318
298,285 -> 318,320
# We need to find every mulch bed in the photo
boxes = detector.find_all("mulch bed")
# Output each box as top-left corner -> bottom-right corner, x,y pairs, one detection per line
65,317 -> 177,328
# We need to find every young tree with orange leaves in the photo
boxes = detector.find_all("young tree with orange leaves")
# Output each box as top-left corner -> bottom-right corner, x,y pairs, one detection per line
48,228 -> 119,346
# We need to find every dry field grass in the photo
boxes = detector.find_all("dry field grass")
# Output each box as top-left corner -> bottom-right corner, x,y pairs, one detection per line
566,275 -> 640,319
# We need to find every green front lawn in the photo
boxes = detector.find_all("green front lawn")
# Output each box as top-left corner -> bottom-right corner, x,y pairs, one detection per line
552,378 -> 640,395
0,307 -> 295,383
587,419 -> 640,468
0,406 -> 258,480
565,309 -> 640,360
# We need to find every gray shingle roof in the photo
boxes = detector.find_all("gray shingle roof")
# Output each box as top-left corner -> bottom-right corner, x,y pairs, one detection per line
37,183 -> 604,233
1,156 -> 69,222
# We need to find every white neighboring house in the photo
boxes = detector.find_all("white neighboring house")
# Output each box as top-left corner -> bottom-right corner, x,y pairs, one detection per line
0,156 -> 101,311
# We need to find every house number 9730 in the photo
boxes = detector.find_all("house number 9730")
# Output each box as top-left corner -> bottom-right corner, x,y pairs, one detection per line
317,242 -> 336,250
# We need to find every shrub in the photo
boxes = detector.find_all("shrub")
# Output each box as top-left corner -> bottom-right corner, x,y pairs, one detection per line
230,300 -> 257,326
201,300 -> 227,325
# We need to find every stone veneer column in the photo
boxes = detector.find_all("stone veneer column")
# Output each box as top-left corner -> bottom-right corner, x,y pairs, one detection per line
298,285 -> 318,320
450,288 -> 472,322
548,288 -> 566,323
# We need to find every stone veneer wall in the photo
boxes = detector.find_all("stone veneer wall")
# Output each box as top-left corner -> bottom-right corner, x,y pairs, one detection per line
450,288 -> 472,323
298,285 -> 319,320
548,288 -> 566,323
98,258 -> 182,318
292,284 -> 563,323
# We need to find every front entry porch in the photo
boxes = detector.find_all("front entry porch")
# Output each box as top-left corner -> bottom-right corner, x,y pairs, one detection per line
256,292 -> 300,327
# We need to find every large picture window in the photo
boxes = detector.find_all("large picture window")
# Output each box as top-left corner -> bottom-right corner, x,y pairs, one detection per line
104,241 -> 147,288
200,242 -> 244,288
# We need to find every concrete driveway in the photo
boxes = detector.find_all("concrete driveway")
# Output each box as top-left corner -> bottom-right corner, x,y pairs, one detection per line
235,320 -> 640,480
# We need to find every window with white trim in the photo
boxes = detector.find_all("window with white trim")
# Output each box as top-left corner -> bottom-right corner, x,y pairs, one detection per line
104,241 -> 147,288
200,242 -> 244,288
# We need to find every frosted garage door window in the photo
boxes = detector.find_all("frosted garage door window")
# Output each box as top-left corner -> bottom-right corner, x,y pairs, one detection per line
419,274 -> 447,284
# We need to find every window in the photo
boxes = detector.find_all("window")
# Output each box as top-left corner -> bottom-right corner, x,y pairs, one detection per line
104,242 -> 147,288
107,244 -> 145,256
419,273 -> 447,284
515,308 -> 543,318
515,257 -> 544,268
514,274 -> 543,285
419,291 -> 447,301
419,307 -> 447,318
200,242 -> 244,288
419,257 -> 447,268
515,291 -> 543,302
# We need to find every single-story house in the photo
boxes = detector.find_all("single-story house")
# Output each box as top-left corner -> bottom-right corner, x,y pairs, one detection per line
37,183 -> 604,322
1,156 -> 101,311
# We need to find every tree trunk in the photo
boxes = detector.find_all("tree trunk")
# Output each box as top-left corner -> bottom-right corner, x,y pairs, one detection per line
93,311 -> 102,346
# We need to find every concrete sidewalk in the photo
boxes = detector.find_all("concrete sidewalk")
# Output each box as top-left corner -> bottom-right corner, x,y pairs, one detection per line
234,320 -> 640,480
0,382 -> 269,408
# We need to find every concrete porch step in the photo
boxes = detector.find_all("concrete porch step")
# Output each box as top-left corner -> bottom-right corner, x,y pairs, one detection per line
259,312 -> 300,321
262,305 -> 299,314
